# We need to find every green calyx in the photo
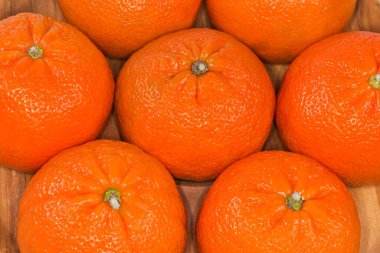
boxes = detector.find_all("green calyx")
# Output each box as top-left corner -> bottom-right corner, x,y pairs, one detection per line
370,73 -> 380,89
28,45 -> 44,59
103,188 -> 121,211
285,192 -> 303,211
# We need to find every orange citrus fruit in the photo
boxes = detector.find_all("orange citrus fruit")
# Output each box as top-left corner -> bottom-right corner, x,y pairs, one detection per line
206,0 -> 357,63
277,31 -> 380,185
116,28 -> 275,181
0,13 -> 114,172
17,140 -> 187,253
58,0 -> 202,58
196,151 -> 360,253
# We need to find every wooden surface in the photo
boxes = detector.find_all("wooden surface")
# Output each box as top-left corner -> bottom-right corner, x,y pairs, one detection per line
0,0 -> 380,252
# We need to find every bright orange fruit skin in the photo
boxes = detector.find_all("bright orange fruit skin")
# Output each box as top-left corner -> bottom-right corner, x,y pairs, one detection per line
277,31 -> 380,186
206,0 -> 356,63
116,28 -> 275,181
17,140 -> 187,253
196,151 -> 360,253
58,0 -> 202,58
0,13 -> 114,172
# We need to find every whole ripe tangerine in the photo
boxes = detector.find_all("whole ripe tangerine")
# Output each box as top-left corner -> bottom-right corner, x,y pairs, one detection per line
58,0 -> 202,58
196,151 -> 360,253
17,140 -> 187,253
0,13 -> 114,172
206,0 -> 357,63
276,31 -> 380,186
116,28 -> 275,181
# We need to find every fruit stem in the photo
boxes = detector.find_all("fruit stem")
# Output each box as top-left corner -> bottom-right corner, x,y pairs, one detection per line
370,73 -> 380,89
191,60 -> 208,76
28,45 -> 44,59
286,192 -> 303,211
103,189 -> 121,210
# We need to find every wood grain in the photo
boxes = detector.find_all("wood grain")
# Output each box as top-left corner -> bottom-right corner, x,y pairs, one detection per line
349,0 -> 380,32
0,1 -> 379,252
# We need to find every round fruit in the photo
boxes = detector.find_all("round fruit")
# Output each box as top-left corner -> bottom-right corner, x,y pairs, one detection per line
116,28 -> 275,181
58,0 -> 202,58
196,151 -> 360,253
206,0 -> 357,63
17,140 -> 186,253
0,13 -> 114,172
276,31 -> 380,186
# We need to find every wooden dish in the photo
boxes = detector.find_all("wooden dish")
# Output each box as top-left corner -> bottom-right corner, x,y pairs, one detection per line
0,0 -> 379,252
